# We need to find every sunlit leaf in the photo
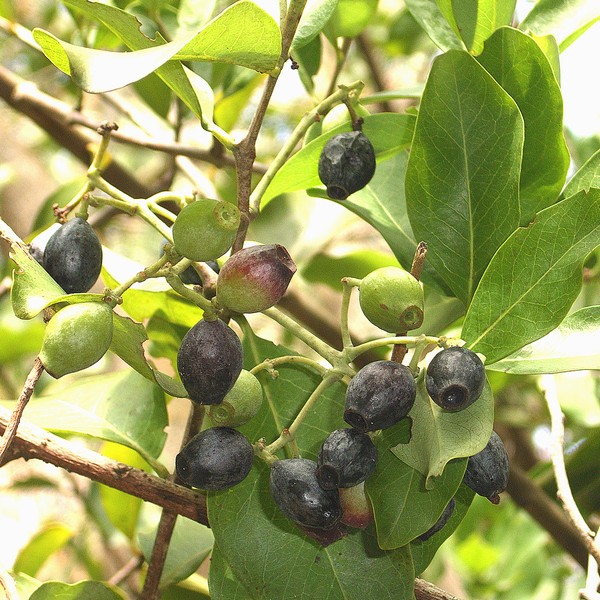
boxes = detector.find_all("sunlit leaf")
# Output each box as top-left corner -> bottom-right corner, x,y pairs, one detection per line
561,147 -> 600,199
29,581 -> 126,600
13,523 -> 74,577
405,0 -> 465,51
292,0 -> 339,50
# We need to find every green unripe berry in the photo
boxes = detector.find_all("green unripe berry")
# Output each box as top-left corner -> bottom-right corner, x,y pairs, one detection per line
172,198 -> 240,262
40,302 -> 113,378
358,267 -> 424,332
207,369 -> 264,427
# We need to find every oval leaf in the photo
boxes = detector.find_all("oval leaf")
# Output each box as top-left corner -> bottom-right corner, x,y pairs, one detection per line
406,50 -> 523,306
292,0 -> 339,50
404,0 -> 465,51
462,188 -> 600,364
29,581 -> 126,600
13,523 -> 74,577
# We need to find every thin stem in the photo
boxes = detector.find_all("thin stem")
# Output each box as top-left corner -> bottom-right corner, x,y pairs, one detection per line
111,253 -> 172,298
0,357 -> 44,465
250,355 -> 329,377
347,335 -> 440,362
0,563 -> 18,600
541,375 -> 600,565
165,274 -> 215,313
340,278 -> 356,350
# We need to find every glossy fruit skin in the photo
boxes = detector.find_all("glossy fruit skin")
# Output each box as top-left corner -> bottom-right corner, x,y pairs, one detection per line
359,267 -> 424,333
43,217 -> 102,293
215,244 -> 297,314
463,431 -> 509,504
40,301 -> 113,378
176,427 -> 253,491
177,318 -> 243,405
418,498 -> 456,541
270,458 -> 342,530
344,360 -> 416,432
172,199 -> 240,262
207,369 -> 263,427
426,346 -> 485,412
316,428 -> 378,490
318,131 -> 376,200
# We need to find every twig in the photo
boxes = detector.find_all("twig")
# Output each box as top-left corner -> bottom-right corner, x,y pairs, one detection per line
108,554 -> 144,587
391,242 -> 428,363
0,405 -> 208,523
581,525 -> 600,599
541,375 -> 600,566
140,403 -> 205,600
415,578 -> 461,600
0,357 -> 44,465
0,564 -> 18,600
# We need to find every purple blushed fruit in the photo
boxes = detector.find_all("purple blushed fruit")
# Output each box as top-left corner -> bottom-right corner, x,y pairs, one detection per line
339,482 -> 374,529
215,244 -> 297,314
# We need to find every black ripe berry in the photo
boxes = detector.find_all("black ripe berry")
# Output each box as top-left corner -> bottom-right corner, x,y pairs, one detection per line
177,318 -> 243,405
270,458 -> 342,530
344,360 -> 416,432
176,427 -> 253,491
463,431 -> 509,504
43,217 -> 103,293
318,131 -> 376,200
418,498 -> 456,541
426,346 -> 485,412
316,428 -> 378,490
180,260 -> 220,286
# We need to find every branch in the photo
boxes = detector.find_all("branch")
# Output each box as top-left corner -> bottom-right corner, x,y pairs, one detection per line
414,578 -> 461,600
0,406 -> 208,524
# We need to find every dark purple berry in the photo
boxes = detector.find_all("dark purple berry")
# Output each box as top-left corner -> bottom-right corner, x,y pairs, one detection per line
316,428 -> 377,490
426,346 -> 485,411
418,498 -> 456,541
318,131 -> 376,200
344,361 -> 416,432
180,260 -> 220,286
215,244 -> 297,314
43,217 -> 102,293
463,431 -> 509,504
177,318 -> 243,405
270,458 -> 342,530
176,427 -> 253,491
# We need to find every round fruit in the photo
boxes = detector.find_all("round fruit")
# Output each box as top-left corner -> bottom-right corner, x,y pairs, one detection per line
172,199 -> 240,262
270,458 -> 342,530
463,431 -> 509,504
359,267 -> 424,333
418,498 -> 456,541
344,360 -> 416,432
426,346 -> 485,412
177,318 -> 243,405
40,301 -> 113,378
339,482 -> 374,529
215,244 -> 297,314
176,427 -> 254,491
43,217 -> 103,293
206,369 -> 263,427
318,130 -> 376,200
316,428 -> 378,490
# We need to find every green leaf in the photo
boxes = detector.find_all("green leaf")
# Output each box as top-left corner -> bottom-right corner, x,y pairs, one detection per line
260,113 -> 416,207
462,189 -> 600,364
405,50 -> 523,306
176,0 -> 216,35
487,306 -> 600,374
33,1 -> 280,94
13,523 -> 74,576
13,572 -> 42,599
391,375 -> 493,488
208,462 -> 415,600
102,248 -> 203,329
99,442 -> 149,539
477,27 -> 569,220
410,484 -> 475,575
366,426 -> 467,550
436,0 -> 516,54
519,0 -> 600,51
405,0 -> 465,51
29,581 -> 126,600
0,302 -> 45,363
209,546 -> 254,600
138,513 -> 214,588
2,369 -> 168,471
561,148 -> 600,199
292,0 -> 339,50
110,313 -> 188,398
326,0 -> 377,38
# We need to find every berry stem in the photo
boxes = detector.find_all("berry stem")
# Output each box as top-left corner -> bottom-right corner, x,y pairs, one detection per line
110,253 -> 172,299
165,274 -> 215,314
340,278 -> 357,349
250,355 -> 330,378
347,334 -> 440,362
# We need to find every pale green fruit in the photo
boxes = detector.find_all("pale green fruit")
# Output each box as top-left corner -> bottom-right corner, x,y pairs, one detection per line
207,370 -> 263,427
358,267 -> 424,333
173,198 -> 240,262
40,302 -> 113,378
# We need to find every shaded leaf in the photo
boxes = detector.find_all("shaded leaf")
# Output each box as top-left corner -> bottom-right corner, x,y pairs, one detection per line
488,306 -> 600,374
29,581 -> 126,600
13,523 -> 74,577
406,50 -> 523,305
260,113 -> 416,207
477,27 -> 569,220
209,546 -> 254,600
462,189 -> 600,364
391,376 -> 493,488
405,0 -> 465,51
